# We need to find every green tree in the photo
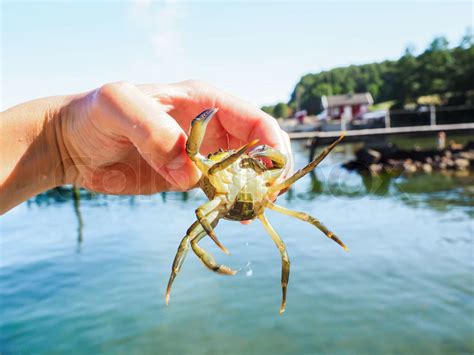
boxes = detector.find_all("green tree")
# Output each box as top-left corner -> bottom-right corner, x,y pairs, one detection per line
459,27 -> 473,49
261,105 -> 274,116
392,46 -> 420,102
266,32 -> 474,114
273,103 -> 291,118
417,36 -> 454,95
451,44 -> 474,93
428,36 -> 449,52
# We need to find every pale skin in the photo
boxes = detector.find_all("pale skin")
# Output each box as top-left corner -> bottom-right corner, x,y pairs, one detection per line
0,80 -> 293,215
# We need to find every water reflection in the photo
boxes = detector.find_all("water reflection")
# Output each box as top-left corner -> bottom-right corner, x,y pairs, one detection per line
395,173 -> 474,214
309,171 -> 323,195
28,187 -> 196,252
27,143 -> 473,219
72,186 -> 84,248
28,186 -> 96,206
29,170 -> 473,217
161,191 -> 191,202
306,167 -> 473,213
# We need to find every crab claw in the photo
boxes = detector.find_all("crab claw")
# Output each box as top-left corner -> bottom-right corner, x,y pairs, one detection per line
249,145 -> 287,169
186,108 -> 219,160
195,107 -> 219,122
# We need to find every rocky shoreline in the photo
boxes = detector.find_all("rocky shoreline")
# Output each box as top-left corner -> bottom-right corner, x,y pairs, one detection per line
343,141 -> 474,175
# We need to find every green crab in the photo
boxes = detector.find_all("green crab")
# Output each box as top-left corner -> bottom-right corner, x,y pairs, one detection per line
166,108 -> 347,314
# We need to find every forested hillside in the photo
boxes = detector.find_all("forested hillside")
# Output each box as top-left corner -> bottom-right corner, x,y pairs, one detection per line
262,30 -> 474,118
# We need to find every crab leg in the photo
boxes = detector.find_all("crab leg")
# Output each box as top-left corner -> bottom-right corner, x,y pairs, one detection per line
269,133 -> 345,195
208,139 -> 259,175
258,213 -> 290,315
196,198 -> 229,254
166,220 -> 203,305
186,108 -> 219,172
191,212 -> 237,276
266,201 -> 349,251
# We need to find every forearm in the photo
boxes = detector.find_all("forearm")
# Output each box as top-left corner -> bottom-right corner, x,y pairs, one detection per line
0,96 -> 69,214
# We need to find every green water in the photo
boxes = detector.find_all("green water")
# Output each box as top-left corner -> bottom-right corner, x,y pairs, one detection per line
1,142 -> 473,355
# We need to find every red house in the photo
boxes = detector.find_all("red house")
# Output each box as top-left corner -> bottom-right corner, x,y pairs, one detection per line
321,93 -> 373,120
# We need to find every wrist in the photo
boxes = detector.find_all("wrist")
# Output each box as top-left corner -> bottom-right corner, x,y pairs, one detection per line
43,97 -> 70,187
0,95 -> 73,213
50,95 -> 80,186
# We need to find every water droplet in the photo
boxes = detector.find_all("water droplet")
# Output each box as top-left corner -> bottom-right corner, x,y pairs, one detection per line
245,261 -> 252,277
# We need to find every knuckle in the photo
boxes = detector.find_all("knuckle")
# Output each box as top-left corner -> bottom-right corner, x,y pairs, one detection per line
179,80 -> 219,106
184,79 -> 208,88
182,79 -> 216,97
97,81 -> 133,103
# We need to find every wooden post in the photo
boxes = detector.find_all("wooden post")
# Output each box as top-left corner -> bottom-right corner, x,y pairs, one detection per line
385,110 -> 391,128
309,138 -> 317,162
430,105 -> 436,126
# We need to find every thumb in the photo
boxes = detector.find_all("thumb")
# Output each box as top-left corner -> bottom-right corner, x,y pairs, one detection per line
96,82 -> 200,190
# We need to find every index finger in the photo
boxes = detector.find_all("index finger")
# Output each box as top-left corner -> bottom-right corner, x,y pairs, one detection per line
140,81 -> 293,165
217,99 -> 282,145
198,83 -> 293,176
214,91 -> 288,154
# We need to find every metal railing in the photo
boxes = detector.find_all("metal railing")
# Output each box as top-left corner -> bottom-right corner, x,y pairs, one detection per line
383,105 -> 474,129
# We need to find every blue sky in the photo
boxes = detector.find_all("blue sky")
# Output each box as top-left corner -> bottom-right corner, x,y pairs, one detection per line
2,1 -> 472,109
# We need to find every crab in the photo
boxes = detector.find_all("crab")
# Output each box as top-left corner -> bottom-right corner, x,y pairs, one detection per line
165,108 -> 347,314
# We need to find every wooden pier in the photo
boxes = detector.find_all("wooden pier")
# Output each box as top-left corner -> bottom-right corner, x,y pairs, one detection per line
289,122 -> 474,143
288,122 -> 474,162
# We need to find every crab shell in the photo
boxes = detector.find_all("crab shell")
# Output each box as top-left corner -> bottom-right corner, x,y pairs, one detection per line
200,148 -> 285,221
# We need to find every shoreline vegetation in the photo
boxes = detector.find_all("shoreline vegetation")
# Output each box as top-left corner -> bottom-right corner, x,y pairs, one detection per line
262,30 -> 474,119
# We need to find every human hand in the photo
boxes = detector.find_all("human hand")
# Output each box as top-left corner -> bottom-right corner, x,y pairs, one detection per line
59,80 -> 293,195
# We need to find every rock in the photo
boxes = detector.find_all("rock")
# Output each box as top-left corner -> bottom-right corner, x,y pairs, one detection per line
369,164 -> 383,174
356,148 -> 382,166
455,158 -> 470,170
438,162 -> 447,170
342,161 -> 363,171
441,156 -> 455,169
464,141 -> 474,150
344,141 -> 474,175
422,164 -> 433,173
403,160 -> 417,173
458,151 -> 474,160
